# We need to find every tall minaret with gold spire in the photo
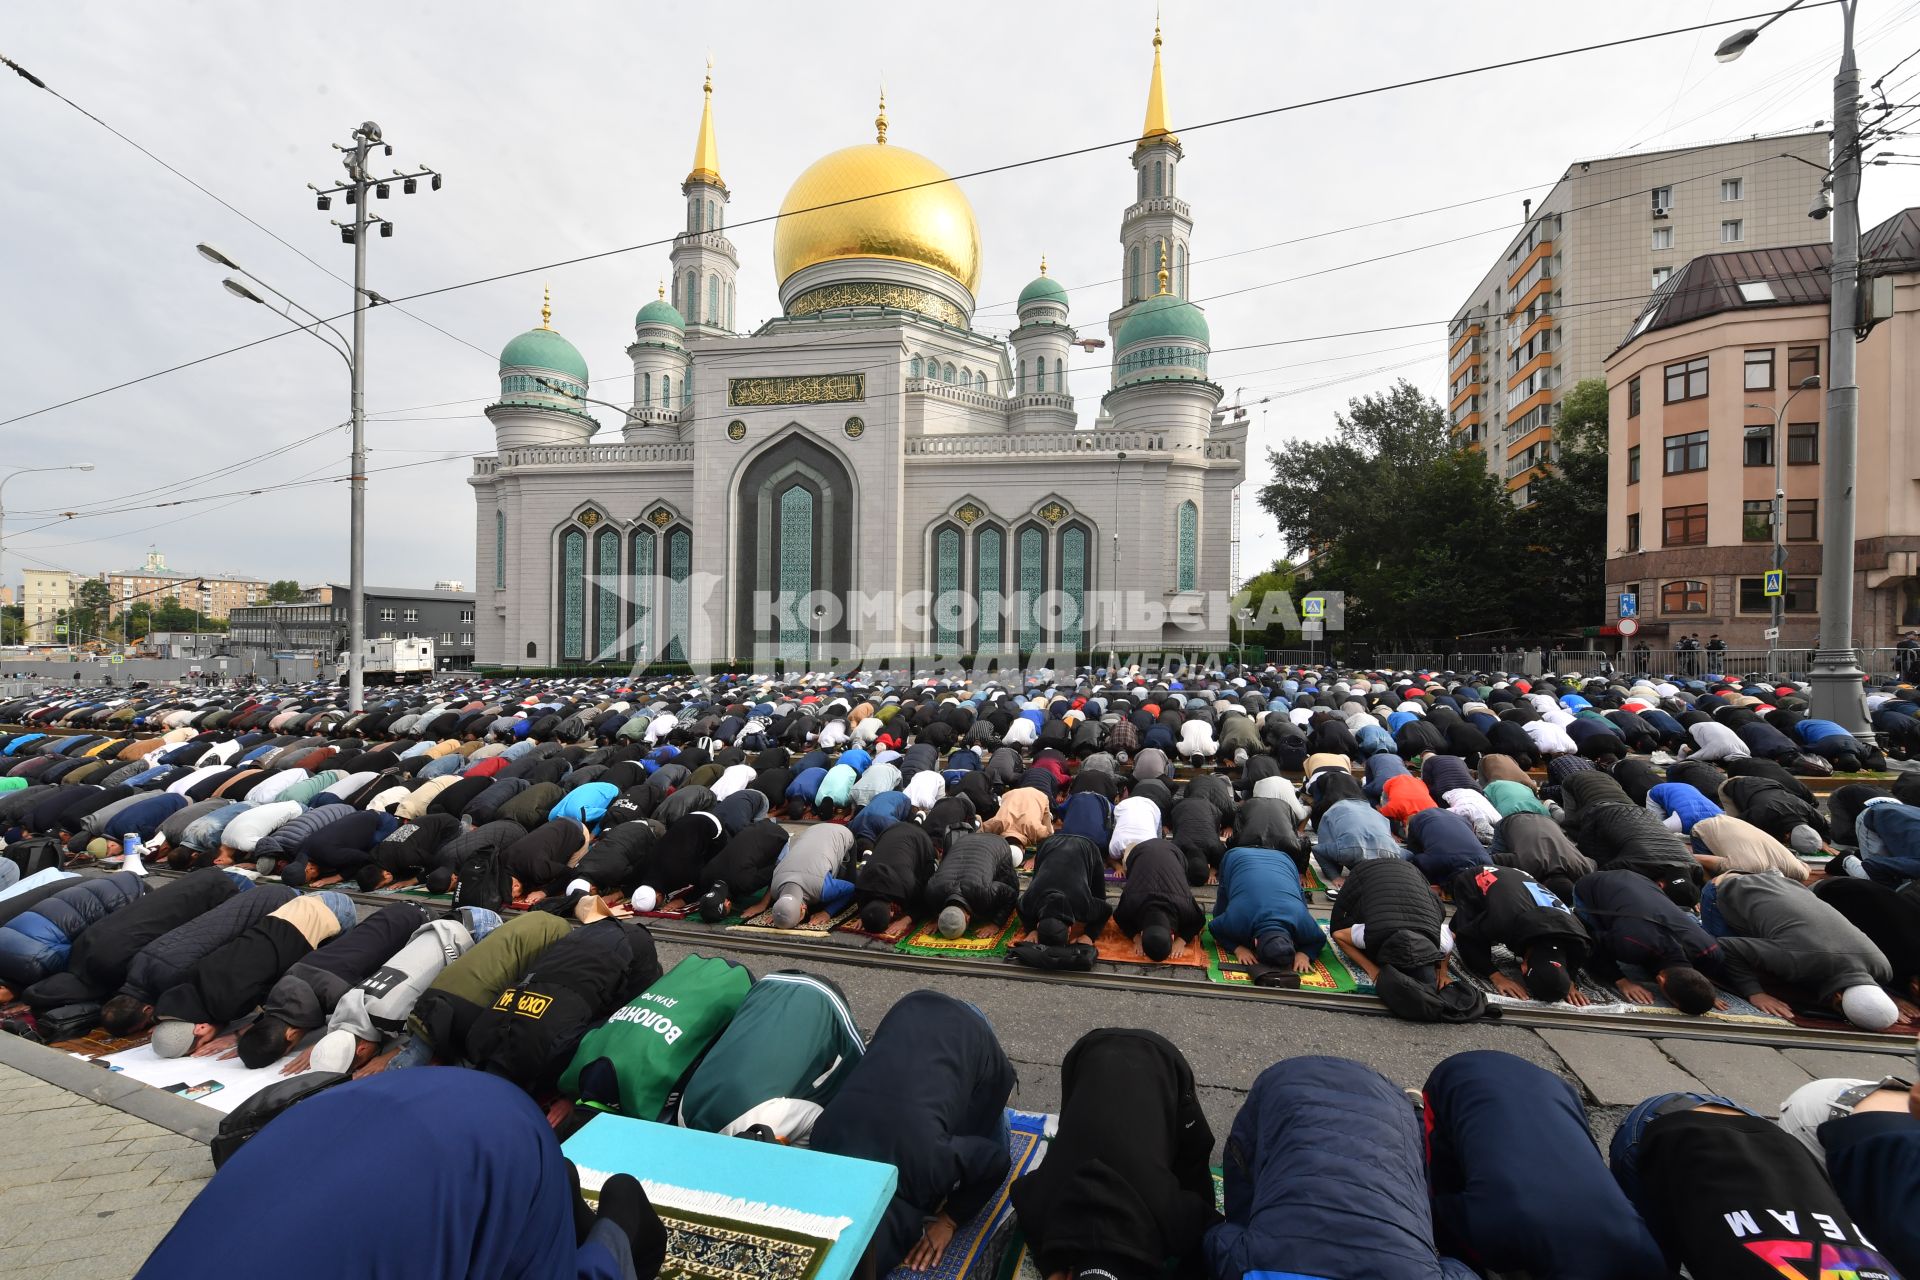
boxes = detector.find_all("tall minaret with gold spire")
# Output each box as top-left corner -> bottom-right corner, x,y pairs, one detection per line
669,59 -> 740,341
1109,15 -> 1193,338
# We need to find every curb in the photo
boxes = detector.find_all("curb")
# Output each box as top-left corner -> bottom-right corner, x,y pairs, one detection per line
0,1033 -> 219,1144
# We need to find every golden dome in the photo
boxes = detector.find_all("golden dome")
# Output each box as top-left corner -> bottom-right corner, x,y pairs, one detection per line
773,139 -> 981,293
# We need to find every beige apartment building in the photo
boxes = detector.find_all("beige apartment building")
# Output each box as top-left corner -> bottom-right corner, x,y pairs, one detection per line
1448,131 -> 1829,503
21,569 -> 82,644
1603,209 -> 1920,652
101,551 -> 266,621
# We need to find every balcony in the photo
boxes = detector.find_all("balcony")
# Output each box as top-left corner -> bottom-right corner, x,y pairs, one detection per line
1124,196 -> 1193,221
473,441 -> 696,475
906,429 -> 1188,458
1505,240 -> 1555,294
907,377 -> 1009,411
1448,323 -> 1484,360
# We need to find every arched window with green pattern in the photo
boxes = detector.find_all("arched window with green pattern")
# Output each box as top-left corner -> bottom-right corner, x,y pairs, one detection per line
932,523 -> 962,651
665,527 -> 692,663
628,526 -> 655,662
558,527 -> 586,662
660,374 -> 671,408
1153,160 -> 1164,197
1128,246 -> 1141,302
1175,243 -> 1187,298
1053,358 -> 1064,393
1176,500 -> 1198,592
707,276 -> 719,329
1016,523 -> 1046,653
1059,521 -> 1090,645
593,527 -> 621,660
975,525 -> 1004,652
684,272 -> 698,323
777,486 -> 813,667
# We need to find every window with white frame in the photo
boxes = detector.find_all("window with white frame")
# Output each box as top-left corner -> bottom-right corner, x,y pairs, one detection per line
1721,220 -> 1744,243
1722,178 -> 1744,201
1651,226 -> 1673,251
379,608 -> 395,622
1651,186 -> 1673,212
402,608 -> 418,623
1651,266 -> 1673,289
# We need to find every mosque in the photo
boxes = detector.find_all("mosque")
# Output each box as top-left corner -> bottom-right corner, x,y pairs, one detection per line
470,26 -> 1246,668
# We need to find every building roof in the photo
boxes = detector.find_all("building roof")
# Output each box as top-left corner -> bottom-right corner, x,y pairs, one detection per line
1616,206 -> 1920,351
329,585 -> 477,603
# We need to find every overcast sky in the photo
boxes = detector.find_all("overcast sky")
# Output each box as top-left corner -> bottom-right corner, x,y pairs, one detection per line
6,1 -> 1918,595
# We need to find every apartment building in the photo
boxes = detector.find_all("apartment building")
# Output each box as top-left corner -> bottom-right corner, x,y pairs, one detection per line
1603,208 -> 1920,651
1448,131 -> 1829,503
21,569 -> 82,644
229,585 -> 477,668
101,551 -> 267,621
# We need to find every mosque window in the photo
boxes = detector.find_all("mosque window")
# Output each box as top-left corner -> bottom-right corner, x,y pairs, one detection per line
527,641 -> 538,659
1153,161 -> 1164,198
1129,247 -> 1142,303
1175,243 -> 1187,297
976,526 -> 1004,650
560,527 -> 586,662
642,372 -> 652,404
1054,359 -> 1064,392
911,356 -> 923,379
944,363 -> 956,384
934,526 -> 962,650
594,528 -> 621,660
960,366 -> 971,388
628,527 -> 655,662
683,377 -> 692,408
1018,360 -> 1026,393
685,272 -> 698,322
708,276 -> 719,327
975,372 -> 987,392
778,486 -> 814,666
1137,167 -> 1147,201
666,528 -> 692,662
494,510 -> 506,590
707,200 -> 716,230
1155,239 -> 1167,284
660,374 -> 671,408
1017,527 -> 1045,652
727,281 -> 735,330
1060,525 -> 1088,642
1176,501 -> 1198,592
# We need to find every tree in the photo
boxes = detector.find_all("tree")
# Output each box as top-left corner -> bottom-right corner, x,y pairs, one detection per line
62,578 -> 112,644
1512,377 -> 1609,634
0,605 -> 20,646
1257,380 -> 1522,644
266,579 -> 304,603
1236,558 -> 1299,652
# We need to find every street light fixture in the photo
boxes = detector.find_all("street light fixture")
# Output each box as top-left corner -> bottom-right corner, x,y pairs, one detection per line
1718,0 -> 1871,731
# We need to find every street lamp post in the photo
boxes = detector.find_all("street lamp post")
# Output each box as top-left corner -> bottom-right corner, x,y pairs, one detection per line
1718,0 -> 1872,731
1744,374 -> 1821,671
0,463 -> 95,643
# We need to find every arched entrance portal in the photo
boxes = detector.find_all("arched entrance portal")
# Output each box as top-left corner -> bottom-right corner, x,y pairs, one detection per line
735,432 -> 855,663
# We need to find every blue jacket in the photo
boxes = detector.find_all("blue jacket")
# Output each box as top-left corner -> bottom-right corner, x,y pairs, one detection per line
1407,809 -> 1483,886
787,767 -> 828,808
1363,754 -> 1411,802
103,793 -> 188,843
1423,1050 -> 1665,1278
1210,848 -> 1323,958
1206,1056 -> 1464,1280
0,871 -> 145,986
849,791 -> 912,845
1646,782 -> 1720,833
548,782 -> 619,832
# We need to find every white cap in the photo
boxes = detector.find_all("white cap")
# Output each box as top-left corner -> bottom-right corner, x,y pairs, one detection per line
565,878 -> 594,898
1008,841 -> 1025,869
631,885 -> 658,912
1839,984 -> 1899,1031
308,1029 -> 360,1075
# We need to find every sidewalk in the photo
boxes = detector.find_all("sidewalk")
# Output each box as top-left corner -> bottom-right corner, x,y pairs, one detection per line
0,1063 -> 209,1280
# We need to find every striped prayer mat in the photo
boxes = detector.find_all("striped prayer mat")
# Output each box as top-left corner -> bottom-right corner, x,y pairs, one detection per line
895,914 -> 1021,958
727,903 -> 858,939
1201,934 -> 1361,993
882,1110 -> 1049,1280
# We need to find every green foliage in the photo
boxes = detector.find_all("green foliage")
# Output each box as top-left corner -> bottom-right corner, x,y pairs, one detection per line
1255,377 -> 1607,642
1236,558 -> 1300,650
266,579 -> 305,603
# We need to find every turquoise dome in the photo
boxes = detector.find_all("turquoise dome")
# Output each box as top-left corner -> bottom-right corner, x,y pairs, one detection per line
635,297 -> 685,330
1115,292 -> 1209,349
498,326 -> 588,384
1018,273 -> 1068,311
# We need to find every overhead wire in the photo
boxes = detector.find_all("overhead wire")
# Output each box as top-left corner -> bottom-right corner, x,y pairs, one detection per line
0,1 -> 1847,430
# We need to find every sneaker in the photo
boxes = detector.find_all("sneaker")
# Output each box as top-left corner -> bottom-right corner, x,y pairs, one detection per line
1832,852 -> 1868,880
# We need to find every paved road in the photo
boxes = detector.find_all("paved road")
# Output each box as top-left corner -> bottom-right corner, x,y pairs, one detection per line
0,1063 -> 210,1280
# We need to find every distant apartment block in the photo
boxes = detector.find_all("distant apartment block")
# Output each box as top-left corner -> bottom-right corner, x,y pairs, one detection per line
1448,131 -> 1829,503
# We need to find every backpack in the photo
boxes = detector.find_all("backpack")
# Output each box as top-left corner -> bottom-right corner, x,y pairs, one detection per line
5,837 -> 65,879
210,1072 -> 352,1168
451,845 -> 507,912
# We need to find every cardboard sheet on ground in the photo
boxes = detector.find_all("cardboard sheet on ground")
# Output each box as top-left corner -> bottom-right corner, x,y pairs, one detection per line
564,1113 -> 897,1280
96,1038 -> 319,1113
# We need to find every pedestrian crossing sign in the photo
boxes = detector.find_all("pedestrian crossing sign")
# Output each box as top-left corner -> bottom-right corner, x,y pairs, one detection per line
1302,597 -> 1325,619
1764,569 -> 1784,597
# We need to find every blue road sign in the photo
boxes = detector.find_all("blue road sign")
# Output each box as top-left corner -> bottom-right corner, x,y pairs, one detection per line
1764,569 -> 1784,597
1618,592 -> 1637,619
1302,597 -> 1325,618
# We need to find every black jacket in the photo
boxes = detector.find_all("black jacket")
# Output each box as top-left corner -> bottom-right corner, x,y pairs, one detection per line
1009,1029 -> 1217,1280
1019,834 -> 1111,937
121,884 -> 297,1002
464,918 -> 661,1089
1446,865 -> 1590,978
1329,856 -> 1444,953
855,822 -> 938,910
703,821 -> 789,902
811,991 -> 1016,1270
1114,839 -> 1205,942
65,867 -> 241,996
927,832 -> 1018,924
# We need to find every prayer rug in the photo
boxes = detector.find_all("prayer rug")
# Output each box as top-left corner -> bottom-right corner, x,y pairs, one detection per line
627,897 -> 697,920
1088,918 -> 1207,969
995,1166 -> 1223,1280
896,914 -> 1020,958
834,912 -> 915,943
49,1028 -> 149,1059
1201,935 -> 1359,993
1323,920 -> 1377,993
1453,949 -> 1785,1026
882,1110 -> 1048,1280
577,1174 -> 837,1280
728,903 -> 858,939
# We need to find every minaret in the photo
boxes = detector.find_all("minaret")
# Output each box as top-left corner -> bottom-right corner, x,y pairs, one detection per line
1108,17 -> 1193,340
669,60 -> 739,341
1010,255 -> 1076,432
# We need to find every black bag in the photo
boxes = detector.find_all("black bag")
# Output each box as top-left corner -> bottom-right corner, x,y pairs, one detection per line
35,1002 -> 101,1040
1008,940 -> 1097,972
5,837 -> 65,878
210,1071 -> 352,1168
452,846 -> 506,912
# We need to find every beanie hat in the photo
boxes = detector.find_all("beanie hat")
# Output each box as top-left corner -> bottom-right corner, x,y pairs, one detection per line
937,905 -> 968,939
307,1029 -> 359,1075
149,1020 -> 195,1059
86,838 -> 111,858
1839,983 -> 1899,1031
1254,930 -> 1295,969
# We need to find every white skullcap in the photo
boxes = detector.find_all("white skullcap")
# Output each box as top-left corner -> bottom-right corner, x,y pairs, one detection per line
1839,984 -> 1899,1031
565,878 -> 594,898
630,885 -> 658,912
